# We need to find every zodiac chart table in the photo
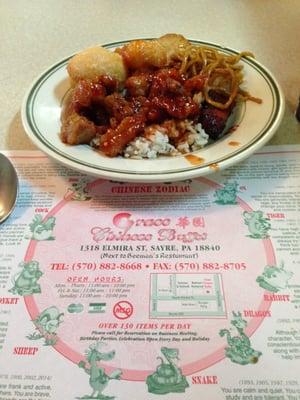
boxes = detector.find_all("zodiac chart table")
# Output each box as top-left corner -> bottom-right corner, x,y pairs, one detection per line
0,147 -> 300,400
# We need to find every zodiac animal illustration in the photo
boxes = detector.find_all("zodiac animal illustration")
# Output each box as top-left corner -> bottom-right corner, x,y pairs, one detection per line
27,214 -> 56,240
214,181 -> 239,205
9,260 -> 43,295
27,306 -> 64,345
219,311 -> 262,365
243,210 -> 271,238
65,178 -> 92,201
77,342 -> 122,399
146,347 -> 189,394
256,262 -> 293,292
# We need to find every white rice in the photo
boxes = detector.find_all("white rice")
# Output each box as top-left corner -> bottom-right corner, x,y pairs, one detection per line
124,120 -> 209,159
182,121 -> 209,152
124,129 -> 178,159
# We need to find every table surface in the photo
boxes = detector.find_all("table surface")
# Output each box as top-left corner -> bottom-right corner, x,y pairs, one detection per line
1,0 -> 299,151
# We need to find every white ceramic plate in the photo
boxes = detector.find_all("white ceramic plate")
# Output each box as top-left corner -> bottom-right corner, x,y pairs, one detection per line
21,39 -> 285,182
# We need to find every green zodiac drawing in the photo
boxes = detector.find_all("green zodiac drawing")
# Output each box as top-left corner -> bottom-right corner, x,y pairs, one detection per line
214,181 -> 239,205
219,311 -> 262,365
146,347 -> 189,395
66,178 -> 92,201
27,306 -> 64,346
243,210 -> 271,239
256,262 -> 293,292
9,260 -> 43,295
27,214 -> 56,241
77,342 -> 122,400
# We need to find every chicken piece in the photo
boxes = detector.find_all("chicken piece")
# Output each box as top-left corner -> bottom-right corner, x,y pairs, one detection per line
200,104 -> 231,140
60,79 -> 108,143
158,33 -> 191,62
125,73 -> 151,97
199,89 -> 233,139
151,95 -> 198,119
146,68 -> 198,119
149,70 -> 184,97
100,116 -> 145,157
104,93 -> 133,122
117,39 -> 167,70
61,113 -> 98,145
61,80 -> 106,119
67,46 -> 127,85
72,79 -> 106,110
117,34 -> 190,70
184,74 -> 207,95
130,96 -> 150,114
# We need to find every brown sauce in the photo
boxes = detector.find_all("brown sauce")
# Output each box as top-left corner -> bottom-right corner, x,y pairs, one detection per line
228,141 -> 240,147
184,154 -> 205,165
209,163 -> 220,171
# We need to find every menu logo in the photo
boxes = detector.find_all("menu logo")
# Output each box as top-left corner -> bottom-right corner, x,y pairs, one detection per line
90,212 -> 207,244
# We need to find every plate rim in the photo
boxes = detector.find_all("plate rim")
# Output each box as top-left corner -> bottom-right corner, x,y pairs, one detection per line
21,38 -> 285,182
